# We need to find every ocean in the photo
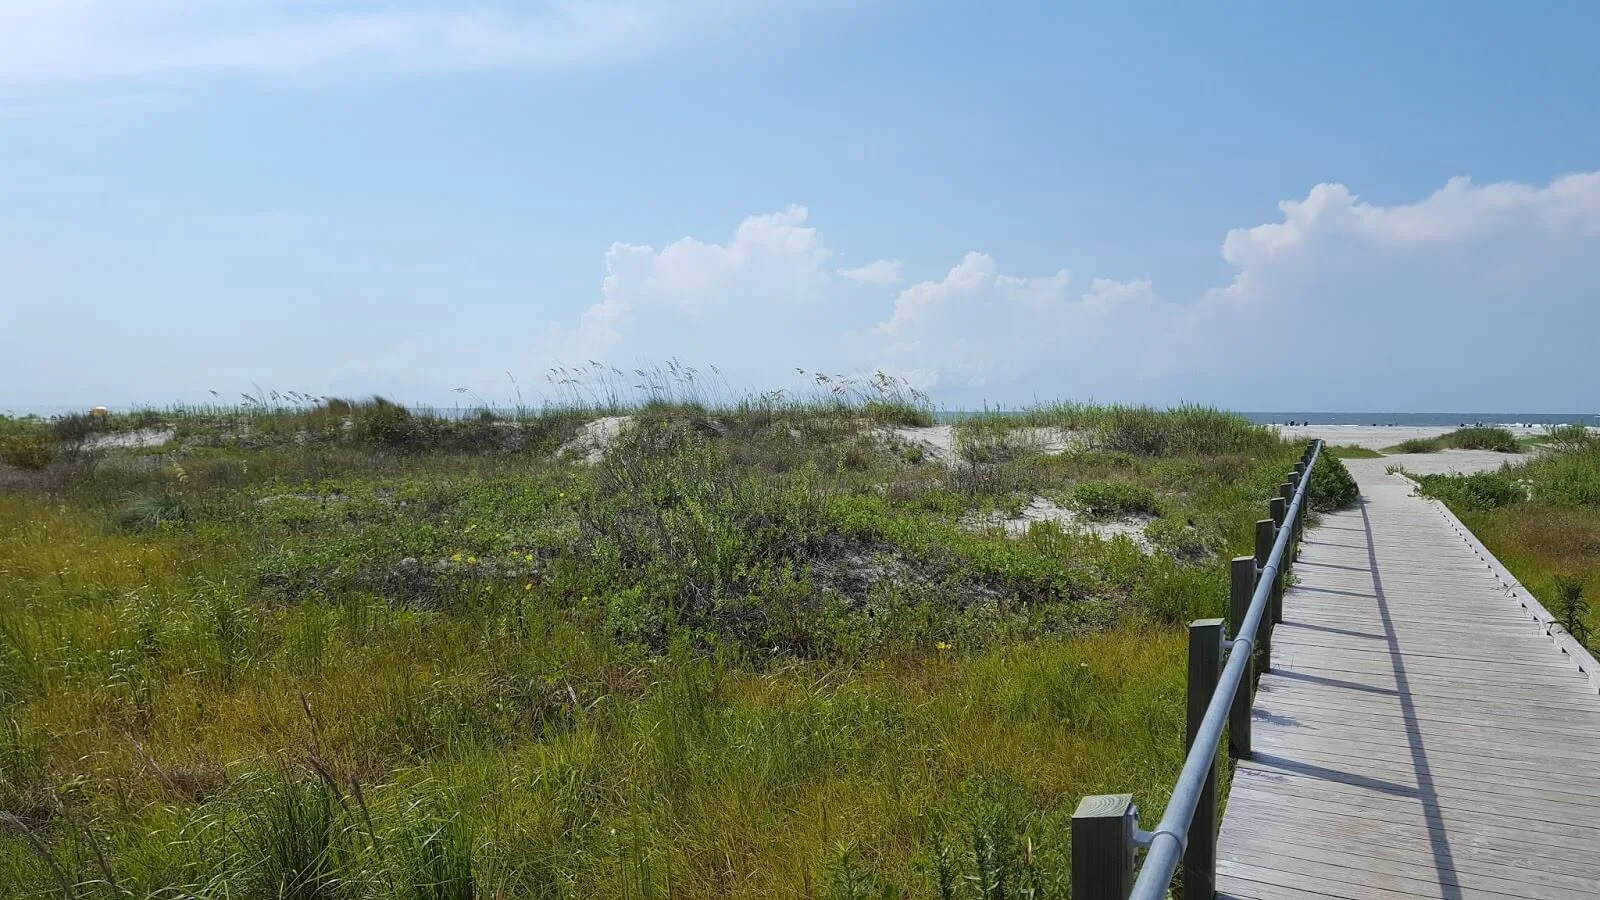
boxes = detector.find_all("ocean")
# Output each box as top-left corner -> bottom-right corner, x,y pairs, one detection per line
1239,413 -> 1600,427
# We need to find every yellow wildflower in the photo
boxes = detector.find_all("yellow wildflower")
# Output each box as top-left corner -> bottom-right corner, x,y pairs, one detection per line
936,641 -> 953,652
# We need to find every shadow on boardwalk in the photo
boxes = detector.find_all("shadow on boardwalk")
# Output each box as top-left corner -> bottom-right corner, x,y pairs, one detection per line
1216,468 -> 1600,900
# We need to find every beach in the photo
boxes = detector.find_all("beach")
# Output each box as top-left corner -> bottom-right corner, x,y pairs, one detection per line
1273,423 -> 1550,450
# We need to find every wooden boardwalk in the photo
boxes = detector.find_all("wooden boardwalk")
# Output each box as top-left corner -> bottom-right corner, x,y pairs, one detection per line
1215,462 -> 1600,900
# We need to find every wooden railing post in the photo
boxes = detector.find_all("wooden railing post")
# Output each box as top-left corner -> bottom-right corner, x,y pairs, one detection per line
1268,496 -> 1287,625
1072,794 -> 1137,899
1254,519 -> 1275,669
1288,471 -> 1304,557
1184,618 -> 1225,900
1228,556 -> 1255,759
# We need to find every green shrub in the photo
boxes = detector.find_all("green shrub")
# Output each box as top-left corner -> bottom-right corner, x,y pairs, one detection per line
114,490 -> 189,531
51,412 -> 100,445
0,433 -> 53,470
1392,428 -> 1518,454
957,417 -> 1031,464
0,415 -> 29,436
247,777 -> 340,900
355,397 -> 421,449
1545,424 -> 1595,455
1392,438 -> 1439,454
1070,480 -> 1158,518
1414,468 -> 1527,510
393,806 -> 475,900
581,423 -> 829,649
1144,516 -> 1215,561
1440,426 -> 1520,453
1326,444 -> 1382,459
1553,575 -> 1591,646
1526,445 -> 1600,506
1415,440 -> 1600,510
862,399 -> 935,428
1307,453 -> 1358,511
1076,405 -> 1277,457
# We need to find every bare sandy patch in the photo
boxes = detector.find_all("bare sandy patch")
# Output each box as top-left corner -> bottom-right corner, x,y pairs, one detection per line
83,428 -> 175,451
964,496 -> 1156,550
890,425 -> 1080,467
559,415 -> 634,463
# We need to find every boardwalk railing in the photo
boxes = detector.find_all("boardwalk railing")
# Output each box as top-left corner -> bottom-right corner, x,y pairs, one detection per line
1072,440 -> 1323,900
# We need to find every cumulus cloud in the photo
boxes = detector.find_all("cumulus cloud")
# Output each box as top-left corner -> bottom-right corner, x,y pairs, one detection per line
543,173 -> 1600,409
870,254 -> 1181,393
1196,173 -> 1600,409
550,206 -> 853,372
0,1 -> 815,82
838,259 -> 903,286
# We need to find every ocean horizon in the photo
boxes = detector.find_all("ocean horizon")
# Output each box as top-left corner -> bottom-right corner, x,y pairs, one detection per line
1236,412 -> 1600,427
5,403 -> 1597,429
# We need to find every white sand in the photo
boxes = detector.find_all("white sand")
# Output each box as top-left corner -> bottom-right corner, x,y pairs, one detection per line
1273,424 -> 1548,450
964,496 -> 1156,549
1345,451 -> 1517,478
890,425 -> 960,465
890,425 -> 1077,467
83,428 -> 175,450
559,415 -> 634,463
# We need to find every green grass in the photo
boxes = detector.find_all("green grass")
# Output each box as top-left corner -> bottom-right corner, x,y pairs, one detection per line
1438,426 -> 1521,453
111,490 -> 189,532
1386,426 -> 1522,456
1412,441 -> 1600,643
1389,437 -> 1441,454
1070,480 -> 1159,518
0,433 -> 53,471
1010,403 -> 1283,457
1325,444 -> 1383,460
0,395 -> 1343,897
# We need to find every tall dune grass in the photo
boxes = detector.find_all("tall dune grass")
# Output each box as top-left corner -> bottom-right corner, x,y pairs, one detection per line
0,385 -> 1340,896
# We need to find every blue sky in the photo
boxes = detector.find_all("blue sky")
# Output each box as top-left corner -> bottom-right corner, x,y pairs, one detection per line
4,1 -> 1600,412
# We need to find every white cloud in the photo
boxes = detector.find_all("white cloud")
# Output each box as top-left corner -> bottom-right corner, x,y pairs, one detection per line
541,173 -> 1600,409
838,258 -> 903,286
552,205 -> 842,368
0,1 -> 814,82
14,172 -> 1595,409
869,254 -> 1180,392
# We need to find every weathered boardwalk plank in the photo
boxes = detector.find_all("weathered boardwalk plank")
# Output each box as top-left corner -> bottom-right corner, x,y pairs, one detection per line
1215,463 -> 1600,899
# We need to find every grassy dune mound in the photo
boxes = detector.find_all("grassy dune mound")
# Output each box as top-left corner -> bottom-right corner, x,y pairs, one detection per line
1412,428 -> 1600,644
1389,426 -> 1522,455
0,390 -> 1349,897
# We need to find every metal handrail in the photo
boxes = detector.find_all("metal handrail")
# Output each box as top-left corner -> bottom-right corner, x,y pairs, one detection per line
1071,439 -> 1323,900
1128,439 -> 1320,898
